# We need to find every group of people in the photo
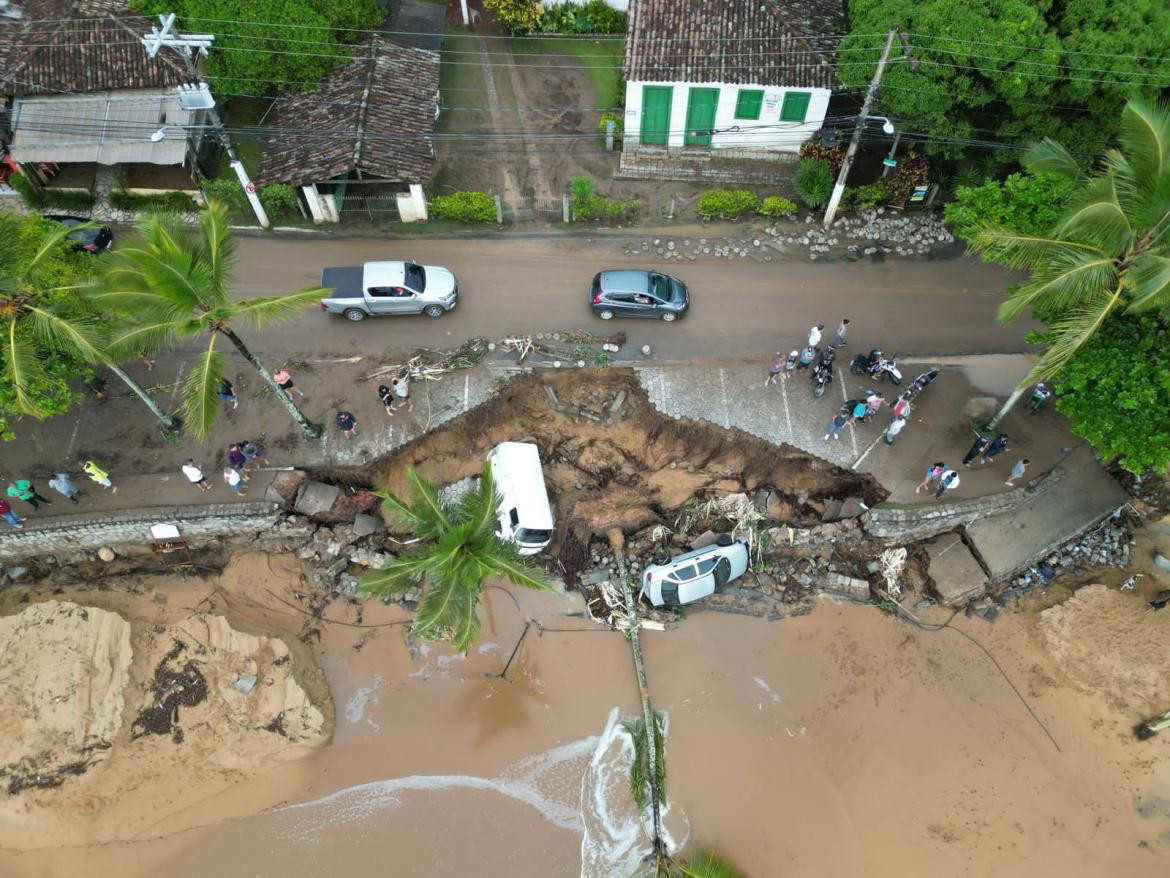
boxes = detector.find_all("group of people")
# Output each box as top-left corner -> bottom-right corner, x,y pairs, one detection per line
181,440 -> 268,497
765,319 -> 851,386
1,460 -> 116,528
912,434 -> 1030,500
336,373 -> 414,441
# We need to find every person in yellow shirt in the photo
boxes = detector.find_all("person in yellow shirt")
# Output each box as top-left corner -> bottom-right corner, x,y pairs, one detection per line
80,458 -> 117,492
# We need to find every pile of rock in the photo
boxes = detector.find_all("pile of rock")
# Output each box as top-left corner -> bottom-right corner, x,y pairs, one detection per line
1005,517 -> 1135,592
293,518 -> 397,597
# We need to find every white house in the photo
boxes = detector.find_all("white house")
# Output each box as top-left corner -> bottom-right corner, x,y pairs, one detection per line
621,0 -> 842,153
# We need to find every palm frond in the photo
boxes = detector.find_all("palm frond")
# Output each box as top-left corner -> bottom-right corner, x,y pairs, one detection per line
482,544 -> 556,592
358,551 -> 432,597
24,221 -> 81,277
198,200 -> 237,302
100,247 -> 208,317
102,318 -> 179,361
411,574 -> 469,644
1022,137 -> 1088,184
224,288 -> 330,329
1125,251 -> 1170,312
405,468 -> 450,534
1024,289 -> 1125,383
968,225 -> 1106,271
1054,177 -> 1132,253
457,464 -> 501,539
1118,98 -> 1170,182
182,342 -> 226,439
3,319 -> 52,418
375,486 -> 434,536
997,251 -> 1116,322
676,850 -> 747,878
22,305 -> 105,362
448,583 -> 482,651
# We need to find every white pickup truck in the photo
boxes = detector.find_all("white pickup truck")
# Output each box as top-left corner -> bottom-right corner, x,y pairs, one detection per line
319,260 -> 459,321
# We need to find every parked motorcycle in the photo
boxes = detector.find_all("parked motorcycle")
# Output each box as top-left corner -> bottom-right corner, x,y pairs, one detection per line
874,353 -> 902,384
812,360 -> 833,397
905,369 -> 939,400
1028,381 -> 1052,413
850,348 -> 883,377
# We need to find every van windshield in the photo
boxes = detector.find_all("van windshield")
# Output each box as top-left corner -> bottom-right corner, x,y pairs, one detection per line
405,262 -> 426,292
516,527 -> 552,544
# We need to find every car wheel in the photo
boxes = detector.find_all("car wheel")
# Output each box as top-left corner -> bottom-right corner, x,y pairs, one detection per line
598,310 -> 614,320
343,309 -> 367,322
423,304 -> 445,318
660,312 -> 677,322
715,533 -> 734,547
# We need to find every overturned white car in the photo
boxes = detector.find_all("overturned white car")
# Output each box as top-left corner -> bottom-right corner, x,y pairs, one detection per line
641,535 -> 750,607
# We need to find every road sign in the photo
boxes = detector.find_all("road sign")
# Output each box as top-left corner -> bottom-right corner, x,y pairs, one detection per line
244,181 -> 256,194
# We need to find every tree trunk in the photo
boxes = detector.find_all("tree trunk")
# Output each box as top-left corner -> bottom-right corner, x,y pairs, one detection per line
609,529 -> 667,864
988,383 -> 1028,430
218,327 -> 322,439
105,362 -> 179,432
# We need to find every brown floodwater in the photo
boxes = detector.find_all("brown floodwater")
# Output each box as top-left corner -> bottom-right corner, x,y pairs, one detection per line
1,556 -> 1168,877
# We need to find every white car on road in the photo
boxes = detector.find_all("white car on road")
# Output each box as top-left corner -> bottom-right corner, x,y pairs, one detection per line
641,535 -> 750,607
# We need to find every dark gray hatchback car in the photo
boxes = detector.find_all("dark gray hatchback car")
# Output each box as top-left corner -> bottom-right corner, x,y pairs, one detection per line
589,269 -> 689,321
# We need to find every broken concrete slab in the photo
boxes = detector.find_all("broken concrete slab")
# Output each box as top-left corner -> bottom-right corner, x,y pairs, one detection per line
690,530 -> 722,549
926,532 -> 987,607
353,513 -> 384,537
267,469 -> 308,505
294,481 -> 341,516
818,573 -> 871,601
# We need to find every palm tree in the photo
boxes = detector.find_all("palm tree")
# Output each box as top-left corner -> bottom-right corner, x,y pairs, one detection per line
970,99 -> 1170,427
359,465 -> 554,650
92,201 -> 327,439
0,213 -> 177,432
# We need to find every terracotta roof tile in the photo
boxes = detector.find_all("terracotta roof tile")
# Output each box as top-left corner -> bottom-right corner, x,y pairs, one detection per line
623,0 -> 844,89
257,36 -> 439,186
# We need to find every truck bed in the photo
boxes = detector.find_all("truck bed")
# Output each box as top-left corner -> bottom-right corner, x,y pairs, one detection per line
321,266 -> 363,298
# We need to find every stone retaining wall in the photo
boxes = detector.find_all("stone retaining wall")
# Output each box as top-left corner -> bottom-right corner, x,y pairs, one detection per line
0,502 -> 283,563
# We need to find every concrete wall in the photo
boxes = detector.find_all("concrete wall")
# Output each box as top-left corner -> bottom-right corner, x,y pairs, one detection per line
542,0 -> 628,8
623,80 -> 829,151
863,490 -> 1026,543
0,502 -> 284,563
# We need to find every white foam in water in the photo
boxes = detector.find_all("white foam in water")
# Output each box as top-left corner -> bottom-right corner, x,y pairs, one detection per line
273,707 -> 689,876
344,674 -> 382,724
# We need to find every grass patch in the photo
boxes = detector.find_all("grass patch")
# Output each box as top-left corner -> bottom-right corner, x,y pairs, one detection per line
439,30 -> 489,133
512,35 -> 625,108
218,97 -> 274,178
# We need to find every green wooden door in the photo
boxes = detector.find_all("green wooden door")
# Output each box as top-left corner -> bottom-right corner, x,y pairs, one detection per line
684,87 -> 719,147
640,85 -> 673,146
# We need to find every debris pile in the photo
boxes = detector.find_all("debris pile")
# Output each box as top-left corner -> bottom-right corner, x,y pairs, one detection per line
1004,516 -> 1135,593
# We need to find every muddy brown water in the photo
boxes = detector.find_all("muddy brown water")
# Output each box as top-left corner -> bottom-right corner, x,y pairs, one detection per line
2,550 -> 1168,877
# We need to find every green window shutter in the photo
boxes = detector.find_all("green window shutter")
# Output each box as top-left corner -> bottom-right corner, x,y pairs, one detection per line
734,89 -> 764,120
780,91 -> 811,123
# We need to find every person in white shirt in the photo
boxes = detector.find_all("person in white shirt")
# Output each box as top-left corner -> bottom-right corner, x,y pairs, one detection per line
181,459 -> 211,492
883,416 -> 906,445
223,467 -> 247,496
808,324 -> 824,347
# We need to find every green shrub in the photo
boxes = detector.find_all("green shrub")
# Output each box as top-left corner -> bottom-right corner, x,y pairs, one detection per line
431,191 -> 498,223
843,183 -> 887,211
756,195 -> 798,217
883,153 -> 930,205
9,173 -> 44,208
598,111 -> 624,139
484,0 -> 542,33
9,174 -> 95,210
570,175 -> 639,222
201,177 -> 251,213
258,183 -> 301,221
109,189 -> 198,212
696,189 -> 758,221
798,140 -> 844,172
538,0 -> 627,34
793,159 -> 833,208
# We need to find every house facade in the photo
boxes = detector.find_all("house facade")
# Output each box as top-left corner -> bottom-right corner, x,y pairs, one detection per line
621,0 -> 842,157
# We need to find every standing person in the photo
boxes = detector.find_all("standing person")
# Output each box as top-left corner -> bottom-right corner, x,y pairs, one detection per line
824,413 -> 849,441
227,443 -> 249,474
981,434 -> 1009,465
845,399 -> 869,425
892,393 -> 911,421
140,352 -> 156,371
915,462 -> 947,494
0,498 -> 24,528
935,467 -> 961,499
764,352 -> 785,387
272,367 -> 305,398
7,479 -> 52,511
392,375 -> 412,413
864,391 -> 886,417
834,318 -> 850,347
883,416 -> 906,445
218,377 -> 239,410
378,384 -> 396,415
80,458 -> 117,492
781,350 -> 799,380
795,345 -> 817,374
963,433 -> 991,467
242,440 -> 268,468
808,324 -> 824,348
181,459 -> 212,492
49,471 -> 83,503
223,467 -> 247,496
336,411 -> 358,439
1004,458 -> 1031,486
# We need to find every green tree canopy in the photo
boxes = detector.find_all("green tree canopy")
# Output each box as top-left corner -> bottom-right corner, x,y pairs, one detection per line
838,0 -> 1170,159
359,465 -> 554,651
133,0 -> 384,94
944,172 -> 1075,252
0,214 -> 101,441
1053,314 -> 1170,474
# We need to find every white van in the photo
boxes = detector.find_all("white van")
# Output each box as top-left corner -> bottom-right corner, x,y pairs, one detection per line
486,441 -> 554,555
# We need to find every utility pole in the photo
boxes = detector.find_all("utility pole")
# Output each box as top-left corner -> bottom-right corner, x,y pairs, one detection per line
142,14 -> 269,228
822,26 -> 915,228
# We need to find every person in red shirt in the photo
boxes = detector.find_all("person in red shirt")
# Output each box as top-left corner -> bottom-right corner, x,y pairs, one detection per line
0,498 -> 25,528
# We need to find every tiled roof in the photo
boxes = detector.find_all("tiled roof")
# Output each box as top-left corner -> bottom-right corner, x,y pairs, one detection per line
0,1 -> 187,96
258,36 -> 439,186
623,0 -> 844,89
